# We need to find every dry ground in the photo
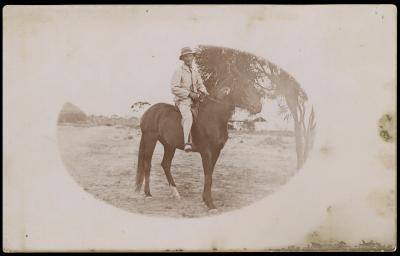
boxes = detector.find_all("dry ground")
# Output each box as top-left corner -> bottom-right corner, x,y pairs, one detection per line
57,125 -> 297,218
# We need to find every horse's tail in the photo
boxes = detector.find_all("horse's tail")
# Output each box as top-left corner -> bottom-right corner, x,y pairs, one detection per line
135,134 -> 146,192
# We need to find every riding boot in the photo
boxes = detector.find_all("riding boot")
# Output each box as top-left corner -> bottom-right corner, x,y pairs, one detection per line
178,103 -> 193,152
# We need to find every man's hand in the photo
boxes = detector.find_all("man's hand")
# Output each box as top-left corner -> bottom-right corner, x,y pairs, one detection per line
189,92 -> 200,101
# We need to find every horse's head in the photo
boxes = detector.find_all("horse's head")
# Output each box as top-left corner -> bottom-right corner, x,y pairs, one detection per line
210,77 -> 263,115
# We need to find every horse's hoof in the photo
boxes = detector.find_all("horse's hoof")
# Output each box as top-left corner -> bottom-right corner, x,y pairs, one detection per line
208,209 -> 218,214
170,186 -> 181,200
144,195 -> 153,200
134,187 -> 141,194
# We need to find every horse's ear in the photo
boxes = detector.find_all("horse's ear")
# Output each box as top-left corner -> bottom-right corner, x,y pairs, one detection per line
220,86 -> 231,95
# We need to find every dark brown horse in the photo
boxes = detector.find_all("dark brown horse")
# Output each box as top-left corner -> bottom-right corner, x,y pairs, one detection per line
135,76 -> 262,212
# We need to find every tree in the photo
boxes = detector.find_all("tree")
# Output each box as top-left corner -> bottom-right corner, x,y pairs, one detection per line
196,45 -> 268,95
196,45 -> 316,169
131,101 -> 151,114
255,58 -> 316,169
58,102 -> 87,124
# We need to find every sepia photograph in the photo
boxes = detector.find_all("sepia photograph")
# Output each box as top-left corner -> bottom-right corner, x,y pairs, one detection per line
57,44 -> 310,218
3,5 -> 396,252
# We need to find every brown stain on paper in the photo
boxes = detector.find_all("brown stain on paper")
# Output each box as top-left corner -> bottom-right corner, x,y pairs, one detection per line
303,204 -> 395,252
246,15 -> 265,29
319,146 -> 332,156
378,113 -> 396,143
246,7 -> 300,29
366,188 -> 396,218
377,152 -> 396,170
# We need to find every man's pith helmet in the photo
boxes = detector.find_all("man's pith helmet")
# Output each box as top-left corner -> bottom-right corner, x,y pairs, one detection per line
179,47 -> 196,60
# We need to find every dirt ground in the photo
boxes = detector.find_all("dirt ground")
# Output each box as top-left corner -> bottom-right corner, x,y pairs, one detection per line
57,125 -> 298,218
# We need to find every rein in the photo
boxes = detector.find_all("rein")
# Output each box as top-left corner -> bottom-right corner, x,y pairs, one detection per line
196,75 -> 240,108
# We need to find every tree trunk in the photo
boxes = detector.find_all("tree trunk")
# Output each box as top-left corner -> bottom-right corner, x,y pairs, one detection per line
292,111 -> 305,170
285,92 -> 305,170
302,107 -> 316,164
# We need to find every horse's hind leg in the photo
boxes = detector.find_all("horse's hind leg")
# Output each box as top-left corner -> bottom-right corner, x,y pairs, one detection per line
142,133 -> 158,198
161,145 -> 180,200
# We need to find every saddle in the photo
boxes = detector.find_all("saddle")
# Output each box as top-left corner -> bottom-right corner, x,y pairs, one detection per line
174,102 -> 199,123
174,94 -> 204,123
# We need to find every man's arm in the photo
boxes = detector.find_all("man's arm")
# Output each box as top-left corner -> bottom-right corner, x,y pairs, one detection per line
195,72 -> 209,95
171,68 -> 190,99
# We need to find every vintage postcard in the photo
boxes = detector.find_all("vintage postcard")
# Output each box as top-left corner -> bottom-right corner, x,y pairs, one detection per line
3,5 -> 396,252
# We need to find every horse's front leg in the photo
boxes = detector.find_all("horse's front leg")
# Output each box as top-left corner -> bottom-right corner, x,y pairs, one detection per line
201,150 -> 217,211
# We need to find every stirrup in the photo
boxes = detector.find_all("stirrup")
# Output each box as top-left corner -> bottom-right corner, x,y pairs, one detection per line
184,143 -> 192,152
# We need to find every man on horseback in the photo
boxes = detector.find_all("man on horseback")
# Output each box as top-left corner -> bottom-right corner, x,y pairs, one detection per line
171,47 -> 209,152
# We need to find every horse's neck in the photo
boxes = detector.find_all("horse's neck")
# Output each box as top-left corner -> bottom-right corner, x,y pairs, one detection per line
200,98 -> 234,124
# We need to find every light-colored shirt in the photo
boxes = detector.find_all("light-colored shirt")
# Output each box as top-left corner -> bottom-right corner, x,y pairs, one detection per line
171,64 -> 208,105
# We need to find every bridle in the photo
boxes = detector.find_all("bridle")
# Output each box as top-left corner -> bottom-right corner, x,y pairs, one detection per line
203,76 -> 239,108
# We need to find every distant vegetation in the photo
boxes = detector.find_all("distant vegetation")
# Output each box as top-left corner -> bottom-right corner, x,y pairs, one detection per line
57,102 -> 140,128
58,102 -> 88,124
57,102 -> 293,135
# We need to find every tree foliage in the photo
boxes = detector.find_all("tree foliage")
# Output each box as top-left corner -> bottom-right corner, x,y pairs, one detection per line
195,45 -> 316,169
195,45 -> 306,103
196,45 -> 265,96
131,101 -> 151,113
